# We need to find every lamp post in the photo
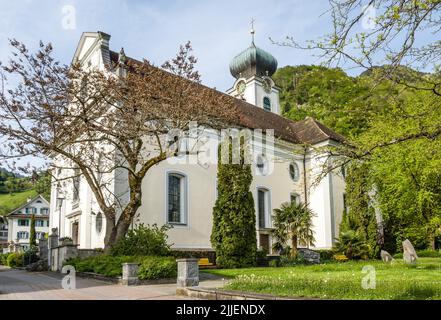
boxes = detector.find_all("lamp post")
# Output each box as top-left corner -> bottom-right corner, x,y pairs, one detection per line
56,196 -> 65,237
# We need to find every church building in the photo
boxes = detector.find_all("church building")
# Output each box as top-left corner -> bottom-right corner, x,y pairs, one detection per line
49,31 -> 346,255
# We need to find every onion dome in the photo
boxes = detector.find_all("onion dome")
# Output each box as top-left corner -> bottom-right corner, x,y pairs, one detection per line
229,43 -> 278,79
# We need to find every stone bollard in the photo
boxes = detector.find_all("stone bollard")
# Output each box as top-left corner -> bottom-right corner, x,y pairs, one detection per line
38,238 -> 48,260
177,258 -> 199,287
122,263 -> 139,286
47,228 -> 59,270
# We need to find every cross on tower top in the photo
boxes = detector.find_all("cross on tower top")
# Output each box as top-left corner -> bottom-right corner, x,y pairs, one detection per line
250,18 -> 255,44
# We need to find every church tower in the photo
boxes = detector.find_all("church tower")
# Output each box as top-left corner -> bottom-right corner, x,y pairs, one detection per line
227,22 -> 281,115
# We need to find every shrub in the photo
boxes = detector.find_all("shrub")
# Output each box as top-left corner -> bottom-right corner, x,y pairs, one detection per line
393,249 -> 441,259
210,139 -> 257,268
111,224 -> 171,257
23,246 -> 39,266
417,249 -> 441,258
315,249 -> 334,262
279,255 -> 307,267
64,254 -> 177,280
7,252 -> 24,267
334,230 -> 370,260
268,259 -> 279,268
256,249 -> 267,260
64,255 -> 139,278
138,256 -> 177,280
0,253 -> 11,265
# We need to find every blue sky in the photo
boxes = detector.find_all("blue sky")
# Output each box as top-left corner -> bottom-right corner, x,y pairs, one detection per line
0,0 -> 335,91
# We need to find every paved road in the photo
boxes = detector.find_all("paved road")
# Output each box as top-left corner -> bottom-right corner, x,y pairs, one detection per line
0,266 -> 221,300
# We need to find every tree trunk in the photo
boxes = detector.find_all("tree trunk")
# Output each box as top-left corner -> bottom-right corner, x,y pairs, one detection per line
291,235 -> 298,258
430,235 -> 436,250
103,215 -> 116,254
103,182 -> 143,253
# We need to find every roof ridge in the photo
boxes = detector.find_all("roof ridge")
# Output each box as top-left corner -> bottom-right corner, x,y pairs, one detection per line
107,50 -> 345,145
7,194 -> 49,216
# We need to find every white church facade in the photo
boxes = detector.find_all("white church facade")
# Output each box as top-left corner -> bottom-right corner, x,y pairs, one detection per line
49,31 -> 346,254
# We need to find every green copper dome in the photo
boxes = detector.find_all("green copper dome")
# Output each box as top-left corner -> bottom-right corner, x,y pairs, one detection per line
229,43 -> 278,79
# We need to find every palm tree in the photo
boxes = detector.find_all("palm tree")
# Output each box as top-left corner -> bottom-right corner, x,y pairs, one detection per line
334,230 -> 370,260
272,202 -> 316,258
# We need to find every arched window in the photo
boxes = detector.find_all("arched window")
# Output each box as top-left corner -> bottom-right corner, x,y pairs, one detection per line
263,97 -> 271,111
167,172 -> 188,225
289,162 -> 300,181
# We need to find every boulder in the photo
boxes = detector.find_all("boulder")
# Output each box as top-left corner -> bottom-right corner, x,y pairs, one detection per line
380,250 -> 394,263
25,259 -> 48,272
298,248 -> 320,264
402,239 -> 418,264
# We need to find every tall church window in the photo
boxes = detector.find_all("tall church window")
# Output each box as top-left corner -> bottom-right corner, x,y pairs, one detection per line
263,97 -> 271,111
167,172 -> 187,225
258,188 -> 270,228
72,168 -> 81,202
96,212 -> 103,233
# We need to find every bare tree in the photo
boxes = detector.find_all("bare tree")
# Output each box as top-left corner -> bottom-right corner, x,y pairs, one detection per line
277,0 -> 441,89
273,1 -> 441,172
0,40 -> 236,251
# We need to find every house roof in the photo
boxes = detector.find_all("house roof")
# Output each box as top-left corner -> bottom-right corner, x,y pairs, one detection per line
7,194 -> 50,217
291,117 -> 347,145
108,50 -> 345,146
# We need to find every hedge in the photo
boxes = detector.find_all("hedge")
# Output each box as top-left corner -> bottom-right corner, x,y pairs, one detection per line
64,255 -> 177,280
393,249 -> 441,259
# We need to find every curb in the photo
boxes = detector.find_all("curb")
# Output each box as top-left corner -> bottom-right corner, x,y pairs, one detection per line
176,287 -> 317,300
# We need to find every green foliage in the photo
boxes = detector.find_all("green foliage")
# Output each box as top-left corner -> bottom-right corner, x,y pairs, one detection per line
6,252 -> 24,268
64,255 -> 177,280
279,255 -> 307,266
0,253 -> 12,265
211,138 -> 257,268
65,255 -> 139,278
34,171 -> 51,200
110,224 -> 171,257
274,65 -> 377,138
334,230 -> 370,260
268,260 -> 279,268
339,162 -> 379,258
138,256 -> 177,280
276,64 -> 441,254
0,169 -> 49,215
0,189 -> 38,216
314,249 -> 335,262
394,250 -> 441,259
271,201 -> 315,258
29,214 -> 36,247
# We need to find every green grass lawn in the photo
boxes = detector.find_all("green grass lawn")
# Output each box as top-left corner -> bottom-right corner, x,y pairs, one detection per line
203,258 -> 441,300
0,189 -> 37,216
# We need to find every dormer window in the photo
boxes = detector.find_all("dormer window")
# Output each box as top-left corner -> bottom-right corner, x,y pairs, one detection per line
263,97 -> 271,111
